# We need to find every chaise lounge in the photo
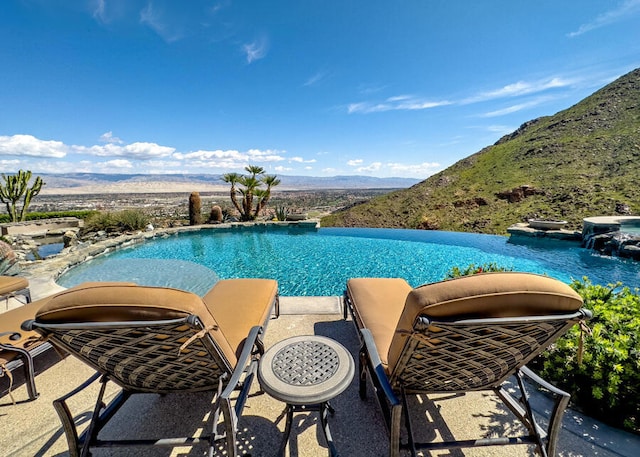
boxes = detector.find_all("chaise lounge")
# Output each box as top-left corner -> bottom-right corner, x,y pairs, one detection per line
344,272 -> 591,457
23,279 -> 279,457
0,275 -> 31,306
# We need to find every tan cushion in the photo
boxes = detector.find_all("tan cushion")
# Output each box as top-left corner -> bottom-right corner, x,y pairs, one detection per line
387,272 -> 584,372
346,278 -> 413,369
0,276 -> 29,296
35,282 -> 237,366
203,279 -> 278,359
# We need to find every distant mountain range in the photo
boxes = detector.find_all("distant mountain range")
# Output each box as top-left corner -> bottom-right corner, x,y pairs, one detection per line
322,67 -> 640,234
39,172 -> 420,194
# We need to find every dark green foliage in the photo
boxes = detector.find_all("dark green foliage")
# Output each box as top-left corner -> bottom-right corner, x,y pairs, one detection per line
189,192 -> 202,225
533,278 -> 640,433
0,210 -> 97,223
444,262 -> 513,279
322,68 -> 640,234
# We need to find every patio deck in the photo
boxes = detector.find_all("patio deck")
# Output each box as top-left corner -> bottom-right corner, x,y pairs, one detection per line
2,292 -> 638,456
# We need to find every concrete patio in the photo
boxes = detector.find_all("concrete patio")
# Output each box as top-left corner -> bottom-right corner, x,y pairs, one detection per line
2,289 -> 639,456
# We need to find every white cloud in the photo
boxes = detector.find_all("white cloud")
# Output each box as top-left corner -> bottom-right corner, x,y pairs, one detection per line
274,166 -> 293,172
289,157 -> 316,163
355,162 -> 382,173
0,134 -> 68,158
347,159 -> 363,166
243,36 -> 269,63
98,159 -> 134,170
568,0 -> 640,37
386,161 -> 440,178
100,131 -> 124,144
75,142 -> 175,159
348,96 -> 451,114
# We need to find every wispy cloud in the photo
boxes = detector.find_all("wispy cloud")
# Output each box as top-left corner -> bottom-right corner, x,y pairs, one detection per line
568,0 -> 640,37
304,71 -> 328,87
348,96 -> 451,114
243,36 -> 269,63
480,98 -> 550,118
0,134 -> 68,158
140,1 -> 183,43
289,157 -> 317,163
463,77 -> 572,104
92,0 -> 107,23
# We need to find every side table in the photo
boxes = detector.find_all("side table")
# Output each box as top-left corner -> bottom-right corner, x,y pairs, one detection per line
258,335 -> 355,457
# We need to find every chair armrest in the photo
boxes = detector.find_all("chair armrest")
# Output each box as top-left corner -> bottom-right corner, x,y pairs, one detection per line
360,328 -> 400,407
519,365 -> 569,399
220,325 -> 263,400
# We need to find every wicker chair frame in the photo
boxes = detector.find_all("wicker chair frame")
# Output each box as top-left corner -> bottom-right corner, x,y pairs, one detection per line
24,314 -> 269,457
345,290 -> 591,457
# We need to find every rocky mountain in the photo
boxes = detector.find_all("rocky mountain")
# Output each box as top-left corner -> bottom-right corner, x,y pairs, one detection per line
322,68 -> 640,234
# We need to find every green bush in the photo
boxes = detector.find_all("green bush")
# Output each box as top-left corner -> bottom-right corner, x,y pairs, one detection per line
533,278 -> 640,433
83,210 -> 150,233
444,262 -> 513,279
444,264 -> 640,433
0,210 -> 97,223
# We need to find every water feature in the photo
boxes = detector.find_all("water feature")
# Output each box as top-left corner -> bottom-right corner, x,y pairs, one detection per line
57,226 -> 640,296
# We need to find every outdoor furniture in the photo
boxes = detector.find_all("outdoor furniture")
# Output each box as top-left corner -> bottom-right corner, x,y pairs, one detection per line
344,272 -> 592,457
0,275 -> 31,307
1,298 -> 49,402
258,335 -> 354,457
23,279 -> 279,457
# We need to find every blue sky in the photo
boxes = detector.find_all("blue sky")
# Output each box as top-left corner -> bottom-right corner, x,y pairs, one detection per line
1,1 -> 639,179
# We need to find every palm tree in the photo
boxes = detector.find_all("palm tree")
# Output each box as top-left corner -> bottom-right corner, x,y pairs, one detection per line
221,173 -> 242,215
221,165 -> 279,221
255,175 -> 281,216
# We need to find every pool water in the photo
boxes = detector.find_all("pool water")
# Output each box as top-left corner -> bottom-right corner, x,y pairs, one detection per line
57,226 -> 640,296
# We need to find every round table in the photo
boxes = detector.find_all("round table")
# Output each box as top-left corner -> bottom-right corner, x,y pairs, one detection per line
258,335 -> 355,457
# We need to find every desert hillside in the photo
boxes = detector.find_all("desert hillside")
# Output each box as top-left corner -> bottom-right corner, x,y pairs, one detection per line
322,68 -> 640,234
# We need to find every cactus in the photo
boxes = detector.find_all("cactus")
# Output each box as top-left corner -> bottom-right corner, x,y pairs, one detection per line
209,205 -> 223,223
275,205 -> 289,221
188,192 -> 202,225
0,170 -> 45,222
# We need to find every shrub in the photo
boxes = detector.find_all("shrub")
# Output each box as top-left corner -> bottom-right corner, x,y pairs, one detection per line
444,262 -> 513,279
275,205 -> 289,221
0,210 -> 97,223
532,278 -> 640,433
82,210 -> 150,233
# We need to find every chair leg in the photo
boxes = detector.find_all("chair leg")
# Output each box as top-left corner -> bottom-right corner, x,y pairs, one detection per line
358,349 -> 368,400
389,403 -> 403,457
219,396 -> 238,457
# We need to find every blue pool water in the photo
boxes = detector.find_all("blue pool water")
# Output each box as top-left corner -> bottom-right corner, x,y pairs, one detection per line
57,226 -> 640,296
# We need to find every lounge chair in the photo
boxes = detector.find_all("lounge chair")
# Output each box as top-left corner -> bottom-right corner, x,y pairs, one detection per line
23,279 -> 279,457
344,272 -> 591,457
0,275 -> 31,306
1,298 -> 49,402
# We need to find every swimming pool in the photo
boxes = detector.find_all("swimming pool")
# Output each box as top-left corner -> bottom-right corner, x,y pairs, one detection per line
57,226 -> 640,296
